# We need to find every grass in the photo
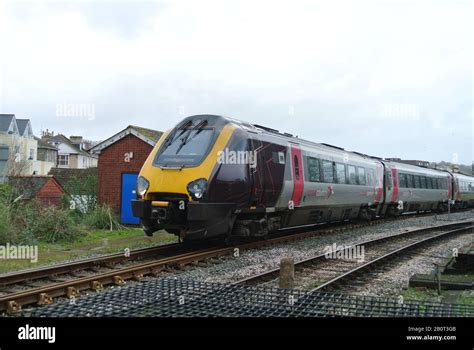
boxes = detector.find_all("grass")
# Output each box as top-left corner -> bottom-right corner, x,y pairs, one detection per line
400,287 -> 441,302
0,228 -> 176,274
456,291 -> 474,305
400,287 -> 474,305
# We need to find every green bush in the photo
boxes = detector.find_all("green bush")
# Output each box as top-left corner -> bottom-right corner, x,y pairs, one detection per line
83,204 -> 124,231
21,202 -> 86,243
0,202 -> 15,244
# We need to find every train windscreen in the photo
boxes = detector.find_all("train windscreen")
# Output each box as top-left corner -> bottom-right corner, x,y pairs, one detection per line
153,127 -> 215,167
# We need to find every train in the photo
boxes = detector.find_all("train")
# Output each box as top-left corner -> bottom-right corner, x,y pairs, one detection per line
131,114 -> 474,241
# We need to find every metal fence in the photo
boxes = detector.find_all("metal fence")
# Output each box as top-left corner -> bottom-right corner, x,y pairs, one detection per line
31,277 -> 474,317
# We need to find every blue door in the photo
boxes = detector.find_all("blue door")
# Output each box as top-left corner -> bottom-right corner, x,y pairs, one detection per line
121,173 -> 140,224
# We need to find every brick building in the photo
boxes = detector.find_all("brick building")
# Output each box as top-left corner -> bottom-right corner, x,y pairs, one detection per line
89,125 -> 163,224
8,175 -> 65,207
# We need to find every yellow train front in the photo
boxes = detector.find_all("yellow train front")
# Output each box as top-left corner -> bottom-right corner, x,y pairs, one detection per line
132,114 -> 250,241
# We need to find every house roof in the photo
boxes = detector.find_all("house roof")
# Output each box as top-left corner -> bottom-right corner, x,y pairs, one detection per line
35,137 -> 58,150
48,167 -> 97,191
43,134 -> 96,158
7,176 -> 64,199
16,119 -> 31,136
0,114 -> 15,133
89,125 -> 163,154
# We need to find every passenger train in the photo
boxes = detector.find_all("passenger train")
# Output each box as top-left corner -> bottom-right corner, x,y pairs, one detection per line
131,115 -> 474,241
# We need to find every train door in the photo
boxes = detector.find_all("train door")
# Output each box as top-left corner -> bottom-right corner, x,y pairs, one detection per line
121,173 -> 140,224
290,143 -> 304,206
390,167 -> 399,203
384,166 -> 394,203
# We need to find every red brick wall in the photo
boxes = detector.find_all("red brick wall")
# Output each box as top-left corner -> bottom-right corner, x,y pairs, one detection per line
37,178 -> 65,207
97,134 -> 154,210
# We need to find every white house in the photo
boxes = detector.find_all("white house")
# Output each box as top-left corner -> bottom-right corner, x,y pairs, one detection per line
42,134 -> 98,169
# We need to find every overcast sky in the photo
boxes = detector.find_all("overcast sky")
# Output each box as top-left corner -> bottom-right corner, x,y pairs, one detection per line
0,0 -> 472,164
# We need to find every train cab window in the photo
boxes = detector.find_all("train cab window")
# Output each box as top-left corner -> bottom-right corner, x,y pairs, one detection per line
322,160 -> 334,183
347,165 -> 357,185
406,174 -> 414,188
154,125 -> 215,167
294,156 -> 300,180
399,173 -> 407,188
357,167 -> 366,185
335,163 -> 346,184
307,157 -> 321,182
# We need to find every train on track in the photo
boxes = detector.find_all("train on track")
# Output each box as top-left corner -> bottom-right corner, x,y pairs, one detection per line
132,114 -> 474,241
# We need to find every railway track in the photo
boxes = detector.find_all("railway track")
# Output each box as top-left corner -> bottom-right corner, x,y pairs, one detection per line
233,220 -> 473,291
0,212 -> 470,315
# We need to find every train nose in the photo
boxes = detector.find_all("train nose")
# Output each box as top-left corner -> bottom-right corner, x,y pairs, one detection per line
151,208 -> 168,220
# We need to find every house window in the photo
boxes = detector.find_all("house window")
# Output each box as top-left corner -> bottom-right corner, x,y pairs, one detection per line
58,154 -> 69,166
28,149 -> 34,160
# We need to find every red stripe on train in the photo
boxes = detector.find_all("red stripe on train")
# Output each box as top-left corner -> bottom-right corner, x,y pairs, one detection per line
290,145 -> 304,206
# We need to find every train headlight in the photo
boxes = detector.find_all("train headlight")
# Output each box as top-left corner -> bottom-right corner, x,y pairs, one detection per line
187,178 -> 207,200
136,176 -> 150,197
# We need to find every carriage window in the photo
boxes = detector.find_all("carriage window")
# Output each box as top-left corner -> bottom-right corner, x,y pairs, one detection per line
432,178 -> 438,189
399,173 -> 407,188
367,169 -> 376,186
335,163 -> 346,184
407,174 -> 414,188
357,167 -> 366,185
420,176 -> 427,189
413,175 -> 420,188
347,165 -> 357,185
426,177 -> 433,189
307,157 -> 320,182
322,160 -> 334,183
294,156 -> 300,180
437,178 -> 443,189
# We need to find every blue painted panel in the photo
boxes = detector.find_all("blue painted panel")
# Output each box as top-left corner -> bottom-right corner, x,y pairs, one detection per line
121,173 -> 140,224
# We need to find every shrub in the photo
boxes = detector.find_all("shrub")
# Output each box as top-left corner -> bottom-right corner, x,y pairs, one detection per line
83,204 -> 124,231
0,202 -> 15,244
20,201 -> 86,243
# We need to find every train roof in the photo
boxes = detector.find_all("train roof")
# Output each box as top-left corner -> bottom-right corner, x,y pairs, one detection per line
382,160 -> 452,176
452,172 -> 474,180
223,115 -> 383,162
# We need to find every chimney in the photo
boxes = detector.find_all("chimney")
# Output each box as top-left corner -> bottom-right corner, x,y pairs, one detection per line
70,136 -> 84,150
69,136 -> 83,143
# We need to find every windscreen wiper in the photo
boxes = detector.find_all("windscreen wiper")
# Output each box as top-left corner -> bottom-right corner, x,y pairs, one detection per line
164,120 -> 193,148
175,120 -> 208,154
